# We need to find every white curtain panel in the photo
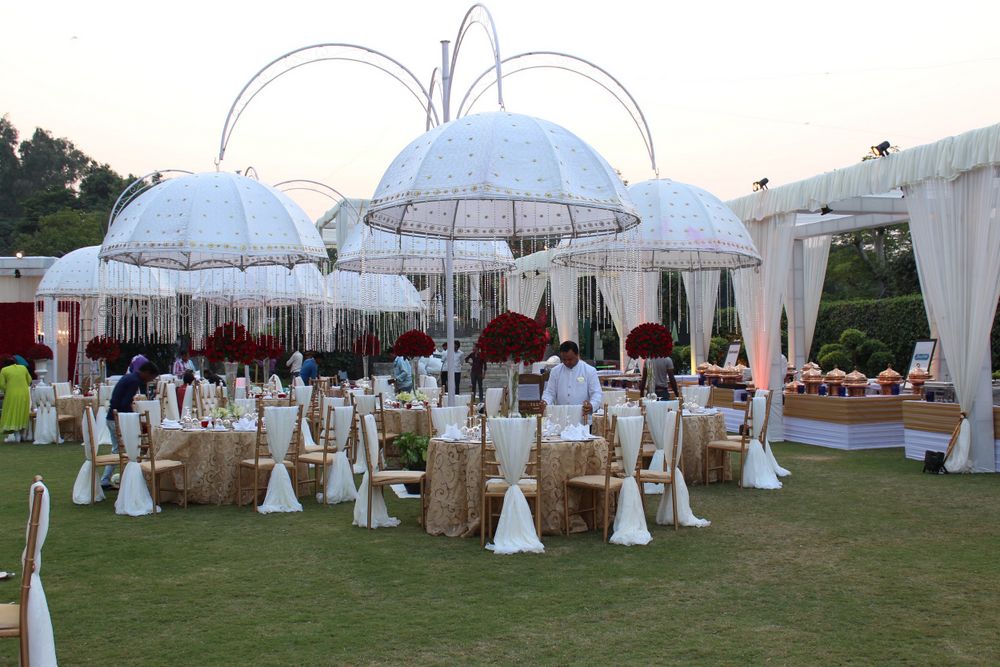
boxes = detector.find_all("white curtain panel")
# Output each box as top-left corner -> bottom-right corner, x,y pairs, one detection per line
506,270 -> 548,317
486,417 -> 544,554
432,406 -> 469,436
755,389 -> 790,477
320,406 -> 358,505
740,396 -> 782,490
639,272 -> 661,327
135,400 -> 161,428
257,407 -> 303,513
654,411 -> 711,527
784,235 -> 832,360
681,270 -> 720,365
25,480 -> 58,667
353,414 -> 400,528
32,386 -> 61,445
550,265 -> 579,343
598,272 -> 643,369
485,387 -> 505,417
164,383 -> 180,421
906,167 -> 1000,472
609,416 -> 652,546
115,412 -> 157,516
546,404 -> 583,427
72,408 -> 105,504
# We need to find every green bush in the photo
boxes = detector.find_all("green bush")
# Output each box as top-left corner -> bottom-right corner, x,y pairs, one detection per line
394,432 -> 430,470
818,343 -> 845,360
709,336 -> 730,365
839,328 -> 868,354
865,351 -> 896,376
819,350 -> 853,372
856,339 -> 889,364
672,345 -> 691,373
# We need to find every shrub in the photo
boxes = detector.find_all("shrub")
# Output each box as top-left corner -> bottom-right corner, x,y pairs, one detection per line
856,339 -> 889,364
672,345 -> 690,373
709,337 -> 730,365
817,343 -> 845,360
865,351 -> 896,376
839,328 -> 868,356
819,350 -> 853,372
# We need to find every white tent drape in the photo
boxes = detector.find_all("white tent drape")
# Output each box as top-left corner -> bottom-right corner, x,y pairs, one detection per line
115,413 -> 157,516
486,417 -> 544,554
785,235 -> 831,362
598,272 -> 642,369
906,166 -> 1000,472
506,270 -> 548,317
550,265 -> 579,343
25,480 -> 58,667
682,270 -> 720,368
257,407 -> 303,513
609,415 -> 652,545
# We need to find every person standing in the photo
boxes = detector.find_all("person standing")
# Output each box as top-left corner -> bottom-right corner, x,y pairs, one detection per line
175,370 -> 196,414
441,341 -> 461,394
172,350 -> 195,376
128,353 -> 150,374
540,341 -> 603,419
390,353 -> 414,393
286,349 -> 303,378
300,352 -> 319,385
102,361 -> 159,486
465,344 -> 487,402
642,356 -> 681,400
0,356 -> 32,442
439,342 -> 449,390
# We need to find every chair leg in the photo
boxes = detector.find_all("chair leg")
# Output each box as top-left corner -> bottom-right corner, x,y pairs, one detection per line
481,487 -> 488,547
703,446 -> 709,485
253,466 -> 259,512
367,482 -> 373,530
90,464 -> 96,505
562,482 -> 570,536
670,481 -> 678,530
738,450 -> 745,489
535,492 -> 541,539
602,486 -> 611,542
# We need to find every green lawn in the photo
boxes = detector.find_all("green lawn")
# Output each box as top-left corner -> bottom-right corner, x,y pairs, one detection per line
1,441 -> 999,666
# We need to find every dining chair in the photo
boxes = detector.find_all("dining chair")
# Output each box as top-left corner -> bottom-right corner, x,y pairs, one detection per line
637,408 -> 683,529
564,415 -> 637,541
704,391 -> 771,487
237,404 -> 304,511
480,415 -> 542,547
357,413 -> 426,529
137,411 -> 189,508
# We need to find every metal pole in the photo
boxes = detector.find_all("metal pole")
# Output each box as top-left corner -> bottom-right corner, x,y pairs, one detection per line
442,40 -> 456,407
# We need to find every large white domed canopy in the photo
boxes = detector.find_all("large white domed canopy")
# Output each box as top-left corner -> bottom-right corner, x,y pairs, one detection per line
365,111 -> 639,239
334,223 -> 514,274
99,171 -> 328,270
552,178 -> 761,271
192,263 -> 327,307
326,270 -> 423,313
36,245 -> 173,298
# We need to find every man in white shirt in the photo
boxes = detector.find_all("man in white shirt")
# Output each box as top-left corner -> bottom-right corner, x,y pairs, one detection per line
540,341 -> 602,417
439,341 -> 461,393
286,350 -> 303,376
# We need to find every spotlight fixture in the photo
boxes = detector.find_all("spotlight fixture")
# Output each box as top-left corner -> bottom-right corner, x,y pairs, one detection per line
820,206 -> 833,215
14,269 -> 21,279
752,178 -> 769,192
871,140 -> 891,157
15,250 -> 23,259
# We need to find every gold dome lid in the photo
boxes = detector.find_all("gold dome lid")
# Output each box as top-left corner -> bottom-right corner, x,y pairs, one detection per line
784,380 -> 801,391
802,367 -> 824,381
801,361 -> 820,373
908,363 -> 931,381
696,361 -> 711,373
705,364 -> 723,375
824,367 -> 847,381
878,365 -> 902,382
844,369 -> 868,385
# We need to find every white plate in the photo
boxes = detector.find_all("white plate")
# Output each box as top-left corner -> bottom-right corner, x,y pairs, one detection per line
0,571 -> 12,580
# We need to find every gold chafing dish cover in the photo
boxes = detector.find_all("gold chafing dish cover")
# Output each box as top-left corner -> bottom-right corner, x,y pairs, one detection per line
784,380 -> 802,391
802,367 -> 824,382
720,364 -> 741,377
908,364 -> 932,381
696,361 -> 711,374
824,367 -> 847,381
705,364 -> 723,375
801,361 -> 820,373
877,365 -> 902,383
844,369 -> 868,386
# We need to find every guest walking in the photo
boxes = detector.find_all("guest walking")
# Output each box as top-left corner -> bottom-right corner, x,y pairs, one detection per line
286,349 -> 303,378
102,361 -> 159,487
0,356 -> 32,442
465,344 -> 487,402
440,341 -> 462,393
300,351 -> 319,385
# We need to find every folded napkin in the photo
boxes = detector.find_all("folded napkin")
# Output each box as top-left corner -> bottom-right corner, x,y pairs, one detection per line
233,418 -> 257,432
559,423 -> 590,441
440,423 -> 465,441
161,419 -> 181,429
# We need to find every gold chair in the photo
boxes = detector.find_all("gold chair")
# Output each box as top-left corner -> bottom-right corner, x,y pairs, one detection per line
636,408 -> 683,530
479,415 -> 543,547
299,401 -> 340,498
358,413 -> 426,530
0,477 -> 46,665
564,415 -> 636,541
81,406 -> 123,505
724,396 -> 754,444
704,391 -> 772,487
135,411 -> 189,508
236,404 -> 304,511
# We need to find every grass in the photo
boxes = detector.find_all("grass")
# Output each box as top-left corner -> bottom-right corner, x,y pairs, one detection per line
1,441 -> 999,666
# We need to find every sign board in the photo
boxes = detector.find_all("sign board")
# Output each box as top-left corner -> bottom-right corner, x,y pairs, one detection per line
907,339 -> 937,377
723,341 -> 742,368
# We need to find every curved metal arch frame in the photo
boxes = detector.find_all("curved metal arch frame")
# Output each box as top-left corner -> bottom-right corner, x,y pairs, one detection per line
106,169 -> 194,232
457,50 -> 657,175
447,3 -> 504,113
217,43 -> 440,164
273,179 -> 364,221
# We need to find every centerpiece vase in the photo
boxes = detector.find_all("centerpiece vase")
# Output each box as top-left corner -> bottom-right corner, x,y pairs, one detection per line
646,358 -> 656,398
506,359 -> 519,417
410,357 -> 419,392
362,356 -> 369,381
224,361 -> 239,401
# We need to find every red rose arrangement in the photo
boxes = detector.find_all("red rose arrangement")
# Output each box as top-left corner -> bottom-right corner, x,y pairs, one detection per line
85,336 -> 121,362
625,322 -> 673,359
477,311 -> 548,363
202,322 -> 257,364
254,334 -> 284,361
393,330 -> 435,359
352,333 -> 381,357
24,343 -> 53,360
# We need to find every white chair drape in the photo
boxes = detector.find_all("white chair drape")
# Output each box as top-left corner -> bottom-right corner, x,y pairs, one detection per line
550,265 -> 579,343
432,406 -> 469,436
422,387 -> 441,404
163,383 -> 180,421
32,386 -> 61,445
268,373 -> 283,394
318,395 -> 346,442
372,376 -> 393,397
235,398 -> 257,414
235,378 -> 247,400
420,375 -> 438,389
602,390 -> 627,408
606,404 -> 642,419
740,396 -> 782,490
52,382 -> 71,398
486,417 -> 544,554
292,376 -> 305,387
352,394 -> 379,473
353,414 -> 400,528
546,404 -> 584,427
25,480 -> 58,667
115,412 -> 157,516
597,272 -> 639,370
135,400 -> 161,428
180,383 -> 193,417
609,416 -> 652,546
257,407 -> 303,513
784,235 -> 832,363
73,407 -> 105,504
294,386 -> 316,450
906,167 -> 1000,472
653,409 -> 711,527
94,389 -> 113,446
643,401 -> 670,494
485,387 -> 504,417
756,389 -> 790,477
320,406 -> 357,504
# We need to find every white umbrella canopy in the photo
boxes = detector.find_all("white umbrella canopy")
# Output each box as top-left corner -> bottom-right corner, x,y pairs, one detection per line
326,270 -> 423,313
552,178 -> 761,270
365,111 -> 640,239
36,245 -> 173,298
99,172 -> 328,270
192,263 -> 327,307
335,223 -> 514,274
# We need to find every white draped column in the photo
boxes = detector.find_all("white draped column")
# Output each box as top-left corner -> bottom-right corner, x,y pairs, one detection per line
41,296 -> 62,383
906,166 -> 1000,472
550,265 -> 578,344
682,270 -> 720,370
598,271 -> 643,370
785,235 -> 830,367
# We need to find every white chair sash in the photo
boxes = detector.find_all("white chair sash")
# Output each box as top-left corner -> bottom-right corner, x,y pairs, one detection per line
754,389 -> 790,477
24,481 -> 57,666
268,373 -> 283,394
655,411 -> 711,527
422,387 -> 441,404
72,407 -> 105,504
354,394 -> 378,416
546,404 -> 583,426
164,383 -> 180,421
52,382 -> 71,398
432,406 -> 469,436
421,375 -> 438,389
486,417 -> 544,554
235,377 -> 247,400
643,401 -> 670,494
94,402 -> 112,446
609,416 -> 652,546
114,412 -> 157,516
135,400 -> 161,428
485,387 -> 504,417
319,406 -> 358,505
442,394 -> 471,409
606,404 -> 642,419
257,407 -> 303,513
353,414 -> 400,528
32,386 -> 61,445
603,389 -> 627,408
235,398 -> 257,414
293,386 -> 316,448
373,376 -> 393,397
741,396 -> 782,490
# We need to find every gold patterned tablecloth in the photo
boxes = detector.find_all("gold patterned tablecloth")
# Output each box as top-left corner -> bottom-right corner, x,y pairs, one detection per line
591,412 -> 730,484
424,436 -> 608,537
383,408 -> 434,437
56,396 -> 96,440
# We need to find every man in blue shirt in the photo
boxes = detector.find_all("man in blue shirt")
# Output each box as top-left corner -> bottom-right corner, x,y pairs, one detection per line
390,353 -> 413,393
299,352 -> 319,385
102,361 -> 159,487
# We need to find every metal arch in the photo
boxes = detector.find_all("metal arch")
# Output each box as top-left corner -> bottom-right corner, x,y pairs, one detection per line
426,67 -> 439,132
217,43 -> 440,163
106,169 -> 194,232
273,179 -> 364,224
457,51 -> 658,175
448,3 -> 504,113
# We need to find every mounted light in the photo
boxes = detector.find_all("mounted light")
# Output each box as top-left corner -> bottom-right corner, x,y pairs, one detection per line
820,206 -> 832,215
15,250 -> 23,259
871,141 -> 891,157
752,178 -> 769,192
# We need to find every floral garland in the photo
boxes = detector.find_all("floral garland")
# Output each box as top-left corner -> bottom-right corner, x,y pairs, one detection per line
85,336 -> 121,362
625,322 -> 673,359
477,311 -> 548,363
393,329 -> 435,359
254,334 -> 284,361
24,343 -> 53,360
203,322 -> 257,364
352,333 -> 381,357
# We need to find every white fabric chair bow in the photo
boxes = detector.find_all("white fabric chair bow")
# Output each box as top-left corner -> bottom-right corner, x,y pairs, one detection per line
432,406 -> 469,436
740,396 -> 782,490
52,382 -> 71,398
603,390 -> 627,408
319,406 -> 357,504
72,407 -> 106,504
163,383 -> 180,421
755,389 -> 790,477
114,412 -> 157,516
485,387 -> 505,417
609,416 -> 652,546
546,404 -> 583,427
293,386 -> 316,449
32,386 -> 62,445
135,400 -> 161,428
257,406 -> 303,513
25,480 -> 58,666
486,417 -> 544,554
653,408 -> 711,527
268,374 -> 283,394
352,414 -> 400,528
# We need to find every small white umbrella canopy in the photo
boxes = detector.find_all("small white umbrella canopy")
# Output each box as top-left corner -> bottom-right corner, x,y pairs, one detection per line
552,178 -> 761,270
326,270 -> 423,313
36,245 -> 173,298
365,111 -> 639,239
193,263 -> 327,307
335,223 -> 514,274
99,172 -> 328,270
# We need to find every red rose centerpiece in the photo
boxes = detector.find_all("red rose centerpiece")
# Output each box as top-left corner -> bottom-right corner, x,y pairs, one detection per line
24,343 -> 53,361
625,322 -> 673,396
394,330 -> 435,394
477,311 -> 548,415
85,335 -> 121,380
203,322 -> 257,397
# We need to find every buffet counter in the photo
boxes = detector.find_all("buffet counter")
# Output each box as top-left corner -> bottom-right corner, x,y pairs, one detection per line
782,393 -> 922,450
902,401 -> 1000,468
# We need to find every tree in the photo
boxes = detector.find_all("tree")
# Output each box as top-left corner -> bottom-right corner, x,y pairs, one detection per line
14,127 -> 92,200
14,209 -> 105,257
79,163 -> 132,213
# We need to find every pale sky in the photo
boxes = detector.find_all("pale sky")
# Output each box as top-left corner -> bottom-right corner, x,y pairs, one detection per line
4,0 -> 1000,220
